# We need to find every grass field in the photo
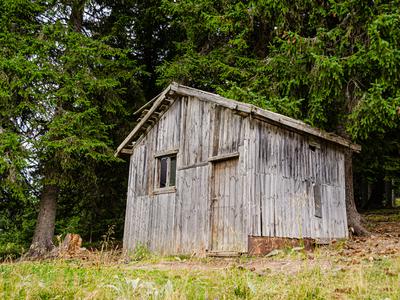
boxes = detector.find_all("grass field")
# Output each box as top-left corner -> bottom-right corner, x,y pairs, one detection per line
1,211 -> 399,299
1,255 -> 399,299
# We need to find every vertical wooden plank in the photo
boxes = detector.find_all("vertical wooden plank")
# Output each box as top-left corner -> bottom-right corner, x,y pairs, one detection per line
268,174 -> 275,237
200,165 -> 209,251
161,194 -> 168,253
223,160 -> 230,249
123,154 -> 133,249
241,118 -> 251,244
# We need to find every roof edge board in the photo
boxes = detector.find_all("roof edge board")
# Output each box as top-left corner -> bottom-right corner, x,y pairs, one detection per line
115,84 -> 173,156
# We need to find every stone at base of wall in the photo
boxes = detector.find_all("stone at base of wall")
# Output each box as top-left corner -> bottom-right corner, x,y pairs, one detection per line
248,236 -> 315,255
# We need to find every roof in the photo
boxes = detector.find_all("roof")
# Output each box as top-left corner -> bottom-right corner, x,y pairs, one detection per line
116,82 -> 361,156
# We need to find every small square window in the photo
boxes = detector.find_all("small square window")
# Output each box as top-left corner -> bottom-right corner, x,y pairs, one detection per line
156,154 -> 177,189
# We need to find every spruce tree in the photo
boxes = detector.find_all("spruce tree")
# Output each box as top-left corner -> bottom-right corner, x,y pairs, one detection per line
158,0 -> 400,234
0,0 -> 144,256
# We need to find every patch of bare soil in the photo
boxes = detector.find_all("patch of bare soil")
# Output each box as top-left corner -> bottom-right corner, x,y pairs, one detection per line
338,222 -> 400,258
330,216 -> 400,265
129,258 -> 333,275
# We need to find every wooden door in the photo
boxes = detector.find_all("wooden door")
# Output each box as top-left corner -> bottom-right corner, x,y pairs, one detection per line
210,157 -> 244,252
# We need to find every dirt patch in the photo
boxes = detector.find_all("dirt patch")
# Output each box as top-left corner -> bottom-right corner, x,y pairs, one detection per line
129,258 -> 334,275
237,259 -> 333,276
332,217 -> 400,262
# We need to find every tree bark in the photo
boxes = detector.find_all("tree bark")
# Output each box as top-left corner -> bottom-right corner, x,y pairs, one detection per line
345,150 -> 370,236
26,183 -> 58,258
69,0 -> 85,33
384,180 -> 393,208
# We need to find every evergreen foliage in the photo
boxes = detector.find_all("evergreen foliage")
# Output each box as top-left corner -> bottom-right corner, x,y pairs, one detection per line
157,0 -> 400,207
0,0 -> 145,255
0,0 -> 399,257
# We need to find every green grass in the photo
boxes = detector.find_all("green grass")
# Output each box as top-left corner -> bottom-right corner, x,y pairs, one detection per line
1,256 -> 399,299
363,209 -> 400,223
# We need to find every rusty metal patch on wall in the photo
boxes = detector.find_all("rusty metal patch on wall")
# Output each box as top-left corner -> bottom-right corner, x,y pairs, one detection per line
248,236 -> 315,255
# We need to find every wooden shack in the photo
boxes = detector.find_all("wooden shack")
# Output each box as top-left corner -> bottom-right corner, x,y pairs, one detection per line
116,83 -> 360,255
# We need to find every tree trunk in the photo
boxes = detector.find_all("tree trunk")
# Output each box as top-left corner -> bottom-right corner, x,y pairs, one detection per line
25,1 -> 85,259
27,184 -> 58,257
384,180 -> 393,208
69,0 -> 85,32
345,150 -> 370,236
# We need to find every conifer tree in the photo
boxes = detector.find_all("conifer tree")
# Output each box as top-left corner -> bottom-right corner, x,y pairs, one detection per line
157,0 -> 400,234
0,0 -> 144,256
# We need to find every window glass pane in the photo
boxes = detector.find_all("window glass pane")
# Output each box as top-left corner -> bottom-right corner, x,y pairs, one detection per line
169,155 -> 177,186
159,157 -> 168,188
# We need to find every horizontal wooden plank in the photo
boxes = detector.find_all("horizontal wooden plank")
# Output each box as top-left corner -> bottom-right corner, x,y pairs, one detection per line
120,149 -> 133,155
153,186 -> 176,195
208,152 -> 239,162
206,251 -> 245,257
178,161 -> 209,171
154,148 -> 179,158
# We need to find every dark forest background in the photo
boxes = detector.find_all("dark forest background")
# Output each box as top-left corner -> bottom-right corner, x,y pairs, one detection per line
1,0 -> 399,257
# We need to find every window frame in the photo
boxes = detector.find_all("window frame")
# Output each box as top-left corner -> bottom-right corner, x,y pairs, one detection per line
154,149 -> 178,194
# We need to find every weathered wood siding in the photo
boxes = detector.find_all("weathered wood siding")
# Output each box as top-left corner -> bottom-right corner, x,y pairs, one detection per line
124,95 -> 348,255
248,120 -> 347,239
124,100 -> 181,253
124,97 -> 250,254
211,158 -> 246,252
208,105 -> 250,252
176,97 -> 212,253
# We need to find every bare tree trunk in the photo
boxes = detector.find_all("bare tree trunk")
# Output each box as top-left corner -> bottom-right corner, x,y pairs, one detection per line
345,150 -> 370,236
384,180 -> 393,208
69,0 -> 85,32
27,184 -> 58,258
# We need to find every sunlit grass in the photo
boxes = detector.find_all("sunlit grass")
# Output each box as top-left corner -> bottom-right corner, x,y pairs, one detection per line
364,209 -> 400,223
